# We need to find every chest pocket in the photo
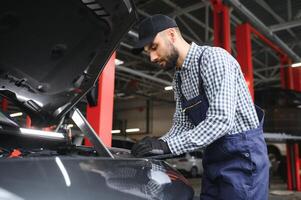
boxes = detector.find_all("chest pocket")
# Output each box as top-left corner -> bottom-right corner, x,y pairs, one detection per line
177,48 -> 209,126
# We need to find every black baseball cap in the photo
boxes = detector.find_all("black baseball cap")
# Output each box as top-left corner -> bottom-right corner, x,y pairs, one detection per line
133,14 -> 178,53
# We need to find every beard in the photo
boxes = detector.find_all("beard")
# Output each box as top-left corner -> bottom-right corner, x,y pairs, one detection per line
163,44 -> 179,71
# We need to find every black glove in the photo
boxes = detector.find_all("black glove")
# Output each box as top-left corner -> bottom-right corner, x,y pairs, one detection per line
131,136 -> 171,157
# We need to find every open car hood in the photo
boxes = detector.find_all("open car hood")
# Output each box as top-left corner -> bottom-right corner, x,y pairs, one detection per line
0,0 -> 137,126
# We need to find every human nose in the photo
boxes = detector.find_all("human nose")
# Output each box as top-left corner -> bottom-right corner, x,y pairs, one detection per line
150,51 -> 159,63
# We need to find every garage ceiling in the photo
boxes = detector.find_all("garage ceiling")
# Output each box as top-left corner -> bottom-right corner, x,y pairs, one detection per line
114,0 -> 301,102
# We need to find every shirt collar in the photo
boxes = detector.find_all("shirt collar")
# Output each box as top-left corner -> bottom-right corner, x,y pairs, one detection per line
179,42 -> 197,71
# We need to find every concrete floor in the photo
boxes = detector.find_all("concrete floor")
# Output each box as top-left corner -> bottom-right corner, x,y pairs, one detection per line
188,177 -> 301,200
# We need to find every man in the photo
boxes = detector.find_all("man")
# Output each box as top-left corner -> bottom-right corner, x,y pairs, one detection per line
131,14 -> 269,200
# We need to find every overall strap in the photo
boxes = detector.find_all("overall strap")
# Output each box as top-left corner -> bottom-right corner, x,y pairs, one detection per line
176,73 -> 185,101
176,46 -> 209,101
197,47 -> 209,94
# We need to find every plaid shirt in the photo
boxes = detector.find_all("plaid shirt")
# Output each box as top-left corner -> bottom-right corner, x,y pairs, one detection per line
161,42 -> 259,155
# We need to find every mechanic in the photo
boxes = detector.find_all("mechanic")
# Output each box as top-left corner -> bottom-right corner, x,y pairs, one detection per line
131,14 -> 269,200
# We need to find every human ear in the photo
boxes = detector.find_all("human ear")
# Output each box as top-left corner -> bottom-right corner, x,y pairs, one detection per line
166,28 -> 176,43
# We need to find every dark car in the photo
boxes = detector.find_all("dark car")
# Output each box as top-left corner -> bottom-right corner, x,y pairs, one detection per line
0,1 -> 194,199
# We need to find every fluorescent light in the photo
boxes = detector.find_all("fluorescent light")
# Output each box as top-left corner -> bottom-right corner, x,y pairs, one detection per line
292,62 -> 301,67
164,86 -> 173,91
128,30 -> 138,38
115,59 -> 124,66
20,128 -> 64,139
9,112 -> 23,118
297,105 -> 301,109
116,93 -> 125,97
55,157 -> 71,187
111,130 -> 121,134
126,128 -> 140,133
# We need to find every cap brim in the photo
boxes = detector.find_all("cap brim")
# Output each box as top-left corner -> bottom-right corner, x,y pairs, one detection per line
132,35 -> 155,54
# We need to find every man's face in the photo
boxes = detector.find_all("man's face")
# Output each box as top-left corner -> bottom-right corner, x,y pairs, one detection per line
144,32 -> 179,70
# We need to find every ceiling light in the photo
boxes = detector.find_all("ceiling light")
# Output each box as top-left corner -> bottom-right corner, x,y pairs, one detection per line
128,30 -> 138,38
126,128 -> 140,133
115,59 -> 124,66
116,92 -> 125,97
9,112 -> 23,118
164,86 -> 173,91
111,130 -> 121,134
292,62 -> 301,67
20,128 -> 64,139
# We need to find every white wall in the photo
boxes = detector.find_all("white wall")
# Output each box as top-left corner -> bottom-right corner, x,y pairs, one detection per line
152,104 -> 174,136
113,98 -> 175,139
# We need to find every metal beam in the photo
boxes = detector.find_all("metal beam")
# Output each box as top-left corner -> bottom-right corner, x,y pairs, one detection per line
224,0 -> 301,62
116,74 -> 161,91
231,15 -> 280,61
162,0 -> 213,33
270,19 -> 301,32
254,0 -> 284,23
117,73 -> 165,90
153,69 -> 164,77
252,38 -> 280,62
254,65 -> 281,73
169,2 -> 207,17
269,67 -> 280,78
116,65 -> 172,86
254,0 -> 297,38
118,46 -> 155,68
177,16 -> 202,42
254,77 -> 280,86
288,0 -> 292,21
254,71 -> 268,81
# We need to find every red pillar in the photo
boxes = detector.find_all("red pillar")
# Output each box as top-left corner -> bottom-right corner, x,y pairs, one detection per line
280,55 -> 294,90
286,143 -> 301,191
287,143 -> 293,190
85,52 -> 116,147
293,68 -> 301,91
211,0 -> 231,53
295,144 -> 301,191
236,23 -> 254,100
26,116 -> 31,128
1,98 -> 8,112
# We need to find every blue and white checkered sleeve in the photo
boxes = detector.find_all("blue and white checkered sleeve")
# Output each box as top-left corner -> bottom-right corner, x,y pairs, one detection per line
160,81 -> 194,141
166,47 -> 238,154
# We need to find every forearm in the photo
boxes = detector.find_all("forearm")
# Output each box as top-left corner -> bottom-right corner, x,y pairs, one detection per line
166,114 -> 233,154
160,121 -> 194,141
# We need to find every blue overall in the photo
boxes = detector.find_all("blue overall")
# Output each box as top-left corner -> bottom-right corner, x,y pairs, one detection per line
176,53 -> 269,200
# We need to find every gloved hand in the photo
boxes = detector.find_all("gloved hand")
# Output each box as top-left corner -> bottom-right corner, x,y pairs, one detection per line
131,136 -> 171,157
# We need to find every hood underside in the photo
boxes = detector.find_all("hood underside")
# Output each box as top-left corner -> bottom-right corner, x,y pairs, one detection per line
0,0 -> 137,126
